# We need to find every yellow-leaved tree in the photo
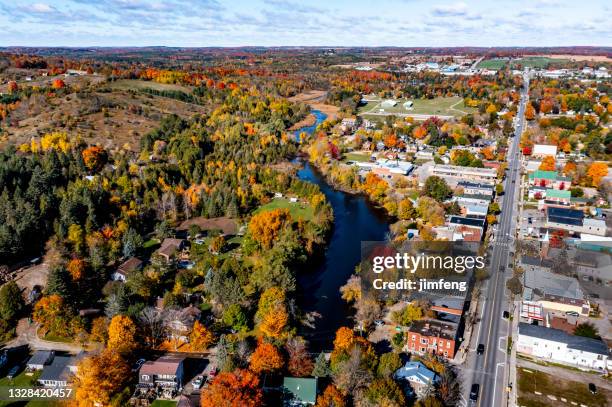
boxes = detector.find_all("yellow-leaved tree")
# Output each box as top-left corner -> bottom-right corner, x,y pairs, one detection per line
72,349 -> 130,407
107,315 -> 137,354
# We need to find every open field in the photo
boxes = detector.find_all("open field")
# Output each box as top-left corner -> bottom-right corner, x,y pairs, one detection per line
517,367 -> 609,407
343,152 -> 371,162
513,56 -> 569,68
253,198 -> 314,221
478,59 -> 509,69
533,54 -> 612,62
109,79 -> 192,93
288,90 -> 339,120
358,96 -> 475,119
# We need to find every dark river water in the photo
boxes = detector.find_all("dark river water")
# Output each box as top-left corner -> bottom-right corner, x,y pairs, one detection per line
294,111 -> 390,351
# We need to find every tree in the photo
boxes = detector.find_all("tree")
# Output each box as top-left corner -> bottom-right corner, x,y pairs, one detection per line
312,352 -> 331,378
574,322 -> 599,339
315,385 -> 346,407
437,368 -> 461,406
391,303 -> 424,326
7,81 -> 18,93
67,258 -> 86,281
364,377 -> 406,407
201,369 -> 263,407
539,156 -> 556,171
248,208 -> 291,249
506,275 -> 523,295
73,349 -> 131,407
51,79 -> 65,89
332,346 -> 373,395
398,199 -> 416,220
0,281 -> 24,321
189,321 -> 214,351
417,197 -> 445,226
249,340 -> 284,374
415,396 -> 444,407
259,304 -> 289,339
122,228 -> 143,258
82,146 -> 108,173
89,316 -> 109,344
209,235 -> 225,254
33,295 -> 79,337
107,315 -> 137,354
377,352 -> 402,378
525,102 -> 536,120
423,176 -> 452,202
222,304 -> 248,332
286,337 -> 314,377
496,184 -> 504,195
587,162 -> 608,187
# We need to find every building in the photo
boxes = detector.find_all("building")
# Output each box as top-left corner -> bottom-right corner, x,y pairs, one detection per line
164,305 -> 202,342
463,204 -> 488,218
154,238 -> 186,262
26,350 -> 54,371
394,361 -> 438,398
38,354 -> 82,387
520,262 -> 588,322
282,377 -> 318,406
532,144 -> 558,158
528,170 -> 571,189
431,165 -> 497,183
546,207 -> 607,237
454,196 -> 491,209
112,257 -> 143,282
517,323 -> 609,371
457,181 -> 495,197
138,356 -> 185,392
406,319 -> 458,359
448,216 -> 486,236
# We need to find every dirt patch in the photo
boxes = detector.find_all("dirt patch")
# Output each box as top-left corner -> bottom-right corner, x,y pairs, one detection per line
288,113 -> 316,130
14,262 -> 49,293
177,216 -> 238,236
289,90 -> 340,120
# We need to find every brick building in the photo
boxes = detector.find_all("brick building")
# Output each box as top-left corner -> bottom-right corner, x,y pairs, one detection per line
406,319 -> 459,359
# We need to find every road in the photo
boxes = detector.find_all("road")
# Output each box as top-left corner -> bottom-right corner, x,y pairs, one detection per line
463,73 -> 529,407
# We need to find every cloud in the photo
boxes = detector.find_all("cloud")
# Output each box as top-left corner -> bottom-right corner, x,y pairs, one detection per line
431,2 -> 467,17
22,2 -> 56,13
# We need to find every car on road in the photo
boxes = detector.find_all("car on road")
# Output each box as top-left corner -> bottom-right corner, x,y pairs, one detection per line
502,311 -> 510,319
477,344 -> 485,355
193,375 -> 204,390
469,384 -> 480,402
589,383 -> 597,394
566,311 -> 579,317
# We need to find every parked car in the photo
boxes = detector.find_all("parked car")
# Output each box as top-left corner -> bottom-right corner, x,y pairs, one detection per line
566,311 -> 580,317
7,365 -> 21,379
588,383 -> 597,394
502,311 -> 510,319
469,384 -> 480,402
477,344 -> 485,355
193,375 -> 204,390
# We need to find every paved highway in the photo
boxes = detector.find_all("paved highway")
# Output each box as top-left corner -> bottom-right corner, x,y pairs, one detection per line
466,73 -> 529,407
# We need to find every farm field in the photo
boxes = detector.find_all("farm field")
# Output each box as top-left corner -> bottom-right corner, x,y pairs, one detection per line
109,79 -> 193,93
358,96 -> 475,119
254,198 -> 314,221
512,56 -> 569,68
478,58 -> 509,69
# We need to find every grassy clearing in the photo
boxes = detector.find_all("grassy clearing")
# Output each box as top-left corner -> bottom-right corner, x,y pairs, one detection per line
358,96 -> 475,118
110,79 -> 192,93
150,401 -> 177,407
478,59 -> 508,69
254,198 -> 314,221
517,367 -> 608,407
343,152 -> 371,162
512,57 -> 568,68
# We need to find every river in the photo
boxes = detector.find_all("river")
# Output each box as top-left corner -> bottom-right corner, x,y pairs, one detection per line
294,110 -> 390,351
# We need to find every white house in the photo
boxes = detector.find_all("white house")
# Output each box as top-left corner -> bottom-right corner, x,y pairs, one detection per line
532,144 -> 558,158
517,323 -> 609,371
394,361 -> 438,398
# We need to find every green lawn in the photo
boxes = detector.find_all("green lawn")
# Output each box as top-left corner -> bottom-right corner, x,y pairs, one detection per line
110,79 -> 192,93
254,198 -> 314,221
151,400 -> 177,407
358,96 -> 475,118
517,367 -> 608,407
0,371 -> 49,407
343,152 -> 371,162
478,59 -> 509,69
512,57 -> 568,69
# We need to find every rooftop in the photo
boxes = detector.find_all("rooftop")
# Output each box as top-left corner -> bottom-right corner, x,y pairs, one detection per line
518,323 -> 609,355
522,266 -> 584,303
283,377 -> 318,404
394,361 -> 437,383
449,216 -> 486,228
140,356 -> 185,376
408,318 -> 458,341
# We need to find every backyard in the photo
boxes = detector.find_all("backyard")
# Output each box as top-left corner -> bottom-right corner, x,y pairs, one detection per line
253,198 -> 314,221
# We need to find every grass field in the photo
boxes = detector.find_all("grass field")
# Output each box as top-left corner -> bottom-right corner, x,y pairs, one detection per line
343,152 -> 371,162
517,367 -> 608,407
478,59 -> 509,69
358,96 -> 475,119
512,57 -> 568,68
254,198 -> 314,221
150,400 -> 177,407
110,79 -> 192,93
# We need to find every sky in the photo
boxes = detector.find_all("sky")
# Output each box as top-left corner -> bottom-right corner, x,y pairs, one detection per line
0,0 -> 610,47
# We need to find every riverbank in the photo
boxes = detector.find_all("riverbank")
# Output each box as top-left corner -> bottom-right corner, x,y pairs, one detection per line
289,90 -> 340,120
288,113 -> 316,131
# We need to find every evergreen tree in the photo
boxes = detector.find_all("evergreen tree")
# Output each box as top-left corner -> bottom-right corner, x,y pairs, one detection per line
0,281 -> 25,321
312,352 -> 331,378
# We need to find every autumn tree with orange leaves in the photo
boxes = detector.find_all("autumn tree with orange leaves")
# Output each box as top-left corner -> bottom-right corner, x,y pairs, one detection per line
67,258 -> 85,281
201,369 -> 263,407
286,337 -> 314,377
249,340 -> 284,374
413,125 -> 428,139
248,208 -> 291,249
107,315 -> 138,354
315,385 -> 347,407
189,321 -> 214,351
587,162 -> 609,187
525,102 -> 536,120
7,81 -> 18,93
82,146 -> 108,172
538,156 -> 556,171
51,79 -> 65,89
72,349 -> 131,407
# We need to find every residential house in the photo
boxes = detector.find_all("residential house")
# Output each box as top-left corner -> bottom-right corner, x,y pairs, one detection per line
282,377 -> 318,406
517,323 -> 609,371
138,356 -> 185,392
154,238 -> 186,263
394,361 -> 438,398
406,319 -> 458,359
340,118 -> 357,133
520,260 -> 588,323
38,354 -> 82,387
165,305 -> 202,342
26,350 -> 54,371
112,257 -> 143,282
